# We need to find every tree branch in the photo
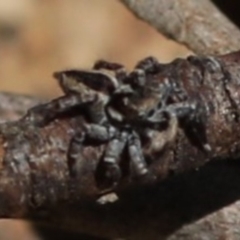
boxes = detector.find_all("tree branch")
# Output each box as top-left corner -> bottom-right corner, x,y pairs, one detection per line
0,51 -> 240,239
120,0 -> 240,55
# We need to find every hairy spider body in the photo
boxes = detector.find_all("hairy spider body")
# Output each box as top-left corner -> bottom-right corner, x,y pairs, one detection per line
23,62 -> 150,188
23,55 -> 213,190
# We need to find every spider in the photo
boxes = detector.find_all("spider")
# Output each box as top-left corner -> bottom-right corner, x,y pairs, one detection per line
23,56 -> 211,189
23,60 -> 150,188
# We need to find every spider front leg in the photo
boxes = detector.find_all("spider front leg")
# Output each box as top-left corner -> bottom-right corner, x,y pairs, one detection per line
124,57 -> 160,89
173,101 -> 212,153
67,131 -> 85,177
68,123 -> 118,176
97,129 -> 149,188
128,131 -> 148,177
23,94 -> 84,126
98,130 -> 129,188
125,56 -> 163,89
67,123 -> 115,172
67,122 -> 127,189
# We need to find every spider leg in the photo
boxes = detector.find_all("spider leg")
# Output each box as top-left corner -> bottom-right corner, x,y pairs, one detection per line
68,123 -> 118,177
23,94 -> 84,126
84,123 -> 116,142
126,68 -> 146,88
134,56 -> 160,73
93,60 -> 124,71
100,130 -> 129,188
93,60 -> 128,83
128,131 -> 148,177
67,131 -> 85,177
145,101 -> 211,153
68,122 -> 128,189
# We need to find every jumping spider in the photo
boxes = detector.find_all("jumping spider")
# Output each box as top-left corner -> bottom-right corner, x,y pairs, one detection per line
24,60 -> 149,188
24,56 -> 211,189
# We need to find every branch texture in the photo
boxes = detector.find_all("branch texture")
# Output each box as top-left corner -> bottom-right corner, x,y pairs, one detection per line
0,51 -> 240,239
120,0 -> 240,55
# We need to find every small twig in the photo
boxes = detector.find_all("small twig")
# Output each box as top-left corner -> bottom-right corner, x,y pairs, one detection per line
120,0 -> 240,55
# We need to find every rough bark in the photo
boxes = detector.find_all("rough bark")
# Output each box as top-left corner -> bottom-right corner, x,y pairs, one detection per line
0,51 -> 240,239
0,92 -> 42,123
120,0 -> 240,55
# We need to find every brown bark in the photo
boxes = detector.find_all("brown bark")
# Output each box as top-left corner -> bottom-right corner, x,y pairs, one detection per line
120,0 -> 240,55
0,51 -> 240,239
0,92 -> 42,123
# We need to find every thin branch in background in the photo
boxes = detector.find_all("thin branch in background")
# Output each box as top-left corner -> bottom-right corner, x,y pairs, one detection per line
120,0 -> 240,55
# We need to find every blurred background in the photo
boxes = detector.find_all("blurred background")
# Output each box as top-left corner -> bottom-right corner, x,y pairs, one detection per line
0,0 -> 189,99
0,0 -> 238,239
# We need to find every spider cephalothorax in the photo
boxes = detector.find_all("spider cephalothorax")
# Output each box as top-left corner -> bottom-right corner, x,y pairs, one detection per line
23,56 -> 212,190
